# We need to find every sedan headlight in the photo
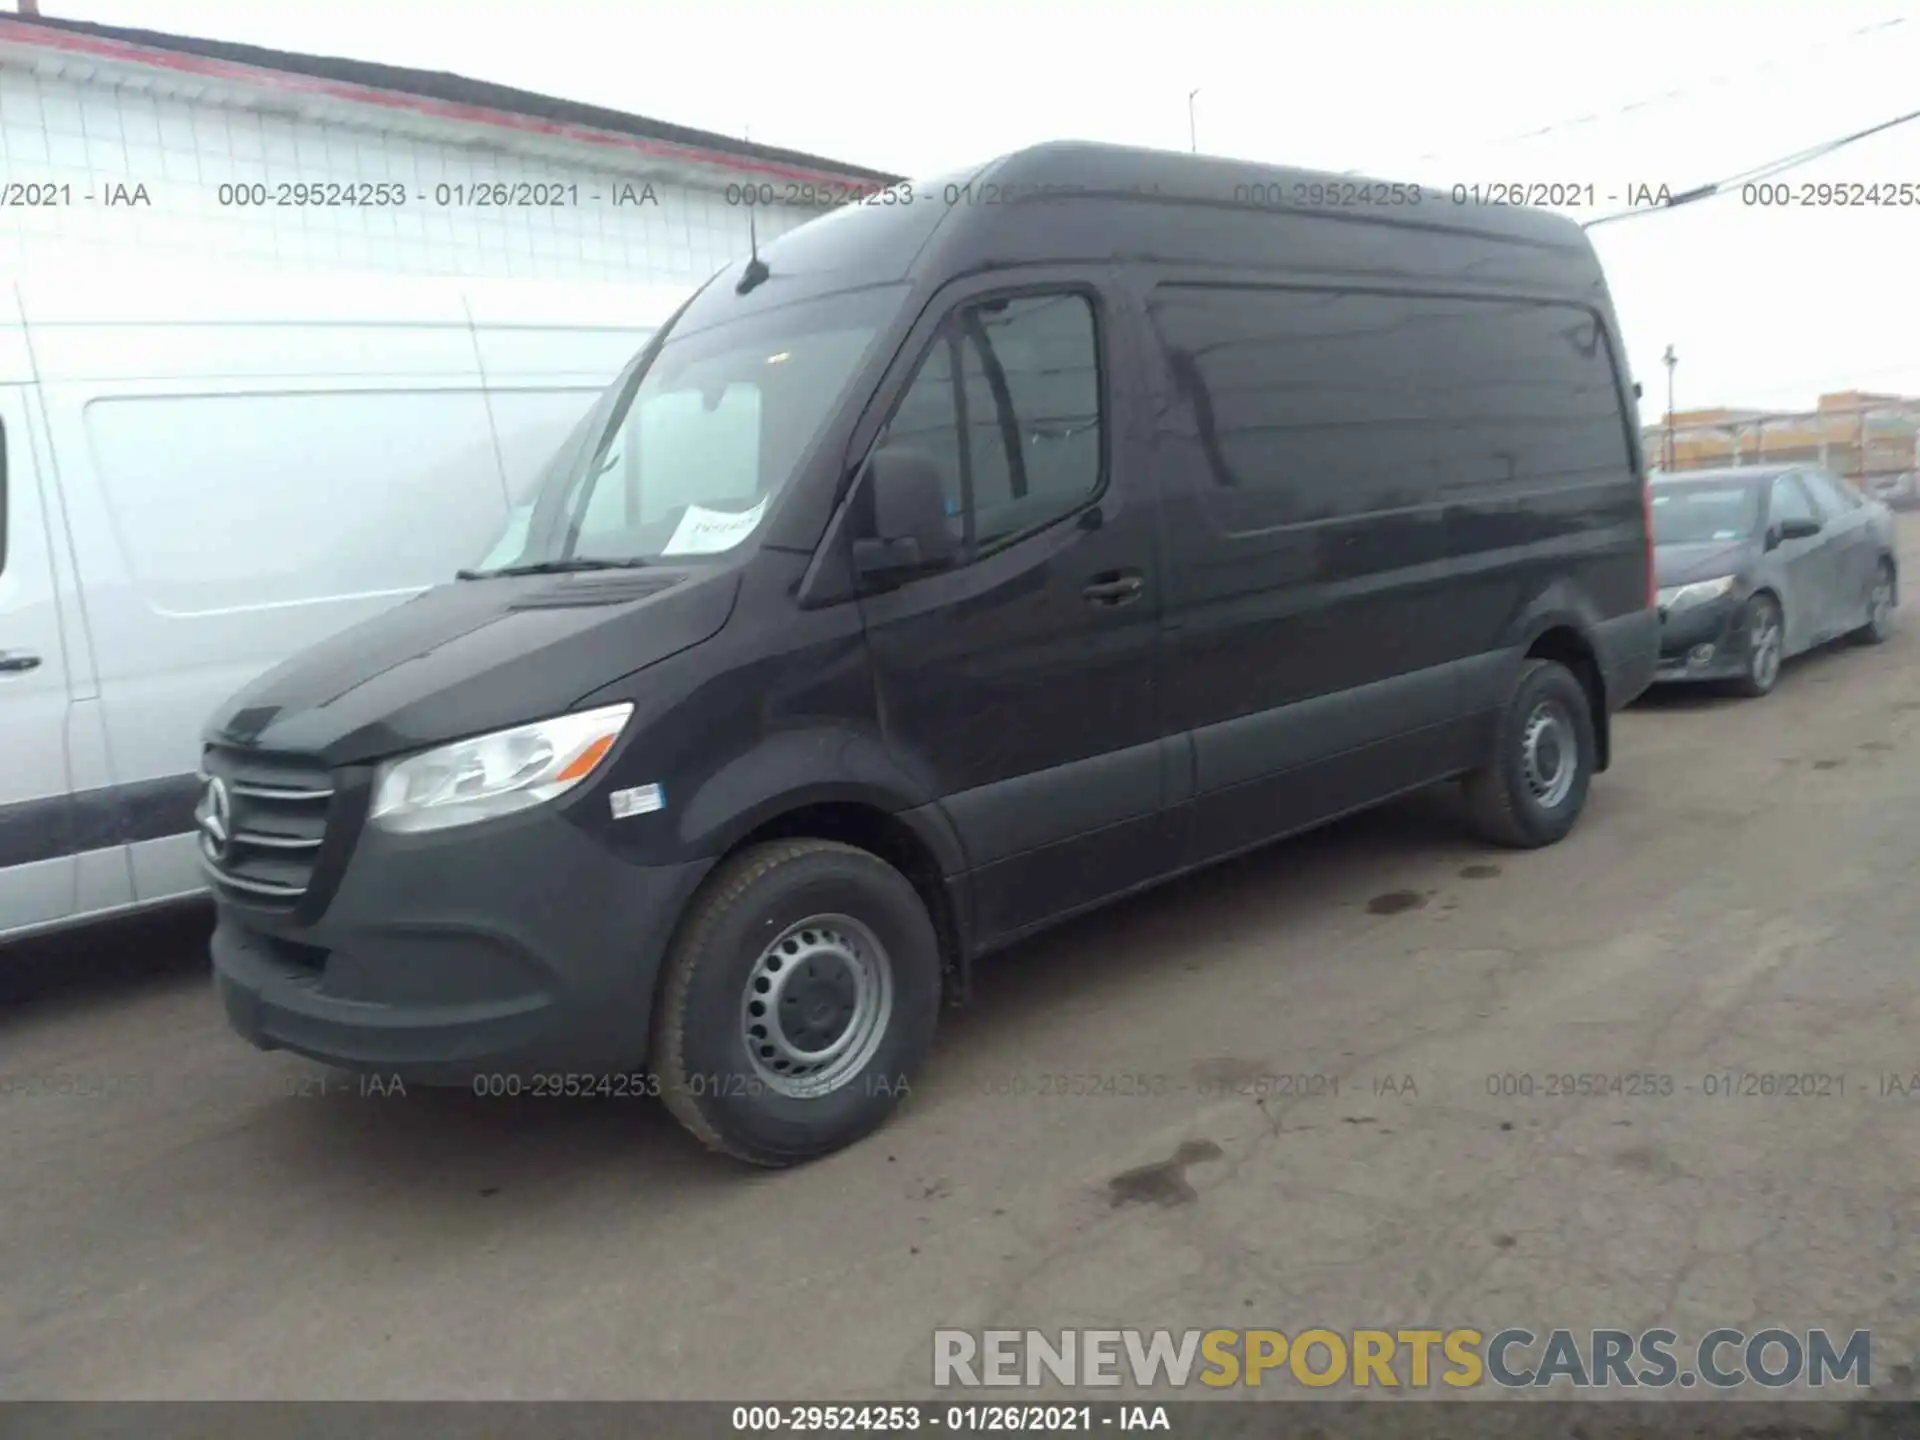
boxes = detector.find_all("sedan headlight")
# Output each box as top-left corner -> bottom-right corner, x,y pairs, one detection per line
369,703 -> 634,834
1657,575 -> 1737,611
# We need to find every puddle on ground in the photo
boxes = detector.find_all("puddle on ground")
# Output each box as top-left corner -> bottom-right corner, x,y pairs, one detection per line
1366,890 -> 1427,915
1106,1140 -> 1225,1209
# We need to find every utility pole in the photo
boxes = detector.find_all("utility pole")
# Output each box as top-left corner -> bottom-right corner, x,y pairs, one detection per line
1662,344 -> 1678,471
1188,90 -> 1201,154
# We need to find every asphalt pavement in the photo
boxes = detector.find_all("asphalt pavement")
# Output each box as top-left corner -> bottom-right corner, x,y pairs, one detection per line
5,524 -> 1920,1409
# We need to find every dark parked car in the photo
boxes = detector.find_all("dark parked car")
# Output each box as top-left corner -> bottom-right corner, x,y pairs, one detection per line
1651,465 -> 1898,696
203,141 -> 1658,1166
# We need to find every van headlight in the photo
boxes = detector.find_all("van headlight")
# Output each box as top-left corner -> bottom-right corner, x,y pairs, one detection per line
369,703 -> 634,834
1656,576 -> 1737,611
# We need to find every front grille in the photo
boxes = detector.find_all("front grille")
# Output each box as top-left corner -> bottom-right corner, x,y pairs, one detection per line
197,746 -> 335,907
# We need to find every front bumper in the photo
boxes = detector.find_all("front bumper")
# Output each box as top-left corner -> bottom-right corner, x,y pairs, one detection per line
211,799 -> 710,1084
1653,596 -> 1747,683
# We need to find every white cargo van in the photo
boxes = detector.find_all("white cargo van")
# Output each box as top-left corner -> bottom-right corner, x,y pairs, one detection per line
0,267 -> 685,940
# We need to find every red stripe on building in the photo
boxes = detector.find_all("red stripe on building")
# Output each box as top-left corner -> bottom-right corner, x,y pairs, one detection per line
0,18 -> 880,188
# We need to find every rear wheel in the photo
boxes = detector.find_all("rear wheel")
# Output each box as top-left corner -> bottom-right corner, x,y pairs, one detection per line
652,839 -> 941,1167
1462,659 -> 1596,849
1731,593 -> 1784,697
1853,559 -> 1896,645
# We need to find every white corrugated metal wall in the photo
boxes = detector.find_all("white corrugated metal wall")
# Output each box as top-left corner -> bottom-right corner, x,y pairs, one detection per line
0,45 -> 827,284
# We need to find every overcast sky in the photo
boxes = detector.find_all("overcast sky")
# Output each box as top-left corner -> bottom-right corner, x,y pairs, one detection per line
34,0 -> 1920,415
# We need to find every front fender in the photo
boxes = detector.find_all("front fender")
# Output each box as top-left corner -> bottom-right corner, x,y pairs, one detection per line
672,725 -> 967,877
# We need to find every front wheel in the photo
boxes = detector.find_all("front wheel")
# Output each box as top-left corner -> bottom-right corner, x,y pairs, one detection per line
651,839 -> 941,1167
1461,659 -> 1596,849
1853,559 -> 1896,645
1731,593 -> 1784,697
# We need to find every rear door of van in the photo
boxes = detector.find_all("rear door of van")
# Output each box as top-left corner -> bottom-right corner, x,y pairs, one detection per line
24,271 -> 508,907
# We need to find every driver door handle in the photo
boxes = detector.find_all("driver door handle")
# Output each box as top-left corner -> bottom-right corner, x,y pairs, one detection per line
0,650 -> 42,674
1082,571 -> 1145,606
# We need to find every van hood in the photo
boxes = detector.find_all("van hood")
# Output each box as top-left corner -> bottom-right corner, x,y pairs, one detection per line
204,567 -> 740,767
1654,539 -> 1753,588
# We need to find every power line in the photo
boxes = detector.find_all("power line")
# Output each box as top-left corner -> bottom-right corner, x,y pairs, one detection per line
1580,103 -> 1920,229
1414,15 -> 1909,168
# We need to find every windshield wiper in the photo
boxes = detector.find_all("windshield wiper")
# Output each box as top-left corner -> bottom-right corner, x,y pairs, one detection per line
457,557 -> 649,580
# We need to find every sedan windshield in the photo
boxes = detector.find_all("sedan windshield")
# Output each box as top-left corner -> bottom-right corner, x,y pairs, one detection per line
1650,484 -> 1763,545
471,283 -> 904,573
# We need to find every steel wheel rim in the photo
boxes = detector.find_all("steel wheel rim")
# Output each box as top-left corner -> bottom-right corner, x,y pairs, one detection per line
1751,608 -> 1782,687
1520,699 -> 1577,809
740,913 -> 894,1099
1871,573 -> 1894,631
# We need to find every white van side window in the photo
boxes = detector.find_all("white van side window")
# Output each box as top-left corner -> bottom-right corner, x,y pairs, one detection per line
84,391 -> 506,613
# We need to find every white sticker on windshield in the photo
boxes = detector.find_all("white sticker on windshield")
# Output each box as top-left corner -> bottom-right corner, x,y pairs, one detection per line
661,496 -> 769,556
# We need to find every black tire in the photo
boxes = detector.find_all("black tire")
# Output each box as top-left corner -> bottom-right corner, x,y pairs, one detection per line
1730,592 -> 1784,697
651,838 -> 941,1167
1852,558 -> 1896,645
1461,659 -> 1596,849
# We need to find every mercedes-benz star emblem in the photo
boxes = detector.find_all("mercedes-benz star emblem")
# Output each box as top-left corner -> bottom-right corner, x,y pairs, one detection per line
197,775 -> 232,865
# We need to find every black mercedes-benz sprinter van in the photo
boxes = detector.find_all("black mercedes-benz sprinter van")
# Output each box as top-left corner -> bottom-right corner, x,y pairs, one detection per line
205,142 -> 1658,1165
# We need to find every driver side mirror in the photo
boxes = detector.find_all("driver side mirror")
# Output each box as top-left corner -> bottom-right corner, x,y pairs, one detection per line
851,445 -> 957,584
1769,517 -> 1822,549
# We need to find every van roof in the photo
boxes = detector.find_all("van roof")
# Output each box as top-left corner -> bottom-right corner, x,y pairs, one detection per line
753,140 -> 1606,303
976,141 -> 1589,249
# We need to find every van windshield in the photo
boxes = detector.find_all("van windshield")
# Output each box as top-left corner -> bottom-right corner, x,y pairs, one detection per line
472,283 -> 905,573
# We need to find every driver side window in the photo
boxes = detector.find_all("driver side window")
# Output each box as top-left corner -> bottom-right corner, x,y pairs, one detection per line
879,291 -> 1102,559
1770,474 -> 1818,529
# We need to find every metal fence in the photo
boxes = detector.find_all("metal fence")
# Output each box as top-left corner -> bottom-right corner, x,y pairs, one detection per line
1644,404 -> 1920,504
